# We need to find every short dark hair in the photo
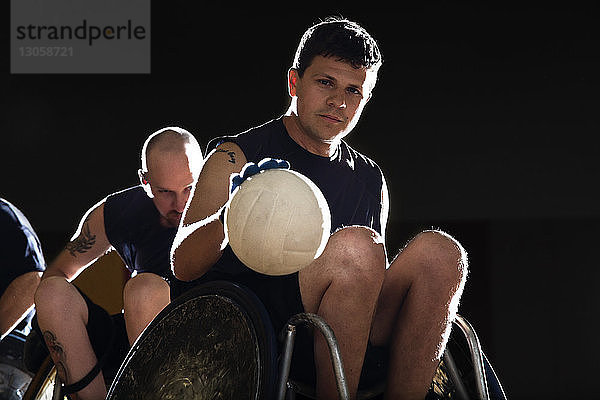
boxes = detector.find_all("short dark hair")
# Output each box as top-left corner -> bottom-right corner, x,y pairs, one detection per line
292,17 -> 382,78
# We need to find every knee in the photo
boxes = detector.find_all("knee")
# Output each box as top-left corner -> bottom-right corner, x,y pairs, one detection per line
34,277 -> 86,321
326,226 -> 386,288
409,230 -> 468,288
123,273 -> 169,312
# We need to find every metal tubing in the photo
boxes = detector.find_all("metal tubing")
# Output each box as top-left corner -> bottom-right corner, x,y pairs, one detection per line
286,313 -> 350,400
277,324 -> 297,400
53,373 -> 63,400
443,348 -> 470,400
453,315 -> 489,400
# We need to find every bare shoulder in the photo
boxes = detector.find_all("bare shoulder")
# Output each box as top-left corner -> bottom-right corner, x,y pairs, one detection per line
66,197 -> 109,256
207,141 -> 246,168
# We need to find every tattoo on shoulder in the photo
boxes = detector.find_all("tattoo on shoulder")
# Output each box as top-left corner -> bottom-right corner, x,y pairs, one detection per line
43,330 -> 69,383
215,148 -> 236,164
66,218 -> 96,257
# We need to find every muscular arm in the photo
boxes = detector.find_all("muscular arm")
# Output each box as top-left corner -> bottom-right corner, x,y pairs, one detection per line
42,199 -> 112,282
171,142 -> 246,281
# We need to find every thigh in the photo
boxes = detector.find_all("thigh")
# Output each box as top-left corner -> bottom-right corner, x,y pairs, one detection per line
370,229 -> 467,346
298,226 -> 385,316
33,287 -> 119,365
369,231 -> 434,346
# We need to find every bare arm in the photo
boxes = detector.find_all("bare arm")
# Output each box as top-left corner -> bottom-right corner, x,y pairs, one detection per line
0,271 -> 41,339
42,199 -> 112,282
1,200 -> 110,338
171,142 -> 246,281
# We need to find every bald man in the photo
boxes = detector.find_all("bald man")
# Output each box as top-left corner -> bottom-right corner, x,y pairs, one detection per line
34,127 -> 203,400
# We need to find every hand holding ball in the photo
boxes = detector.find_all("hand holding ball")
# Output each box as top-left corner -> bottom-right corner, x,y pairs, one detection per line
225,159 -> 331,276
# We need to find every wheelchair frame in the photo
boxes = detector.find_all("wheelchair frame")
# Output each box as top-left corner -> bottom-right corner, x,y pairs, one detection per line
277,312 -> 494,400
21,281 -> 505,400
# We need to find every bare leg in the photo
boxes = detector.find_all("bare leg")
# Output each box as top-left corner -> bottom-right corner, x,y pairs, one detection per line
122,272 -> 170,345
34,276 -> 107,400
299,226 -> 386,400
370,230 -> 468,400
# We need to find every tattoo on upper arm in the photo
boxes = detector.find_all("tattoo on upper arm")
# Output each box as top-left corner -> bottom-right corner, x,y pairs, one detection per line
43,330 -> 69,383
66,218 -> 97,257
215,148 -> 236,164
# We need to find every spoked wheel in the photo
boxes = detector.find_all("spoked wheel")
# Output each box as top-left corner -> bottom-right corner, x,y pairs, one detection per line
107,281 -> 278,400
0,331 -> 35,400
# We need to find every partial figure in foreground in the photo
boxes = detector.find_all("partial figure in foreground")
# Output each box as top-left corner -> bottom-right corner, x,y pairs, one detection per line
0,198 -> 46,341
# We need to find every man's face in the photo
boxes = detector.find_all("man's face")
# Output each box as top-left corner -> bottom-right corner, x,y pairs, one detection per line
144,152 -> 195,228
289,55 -> 376,145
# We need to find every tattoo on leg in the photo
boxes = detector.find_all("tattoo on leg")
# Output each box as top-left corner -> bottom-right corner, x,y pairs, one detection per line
43,330 -> 69,383
66,218 -> 96,256
215,148 -> 236,164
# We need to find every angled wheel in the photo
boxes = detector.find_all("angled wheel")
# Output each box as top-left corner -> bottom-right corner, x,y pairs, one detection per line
107,281 -> 278,400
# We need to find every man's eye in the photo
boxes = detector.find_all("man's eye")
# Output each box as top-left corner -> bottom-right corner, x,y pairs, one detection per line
318,79 -> 333,86
347,87 -> 362,96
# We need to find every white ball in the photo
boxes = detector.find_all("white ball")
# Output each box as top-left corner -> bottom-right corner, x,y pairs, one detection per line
225,168 -> 331,276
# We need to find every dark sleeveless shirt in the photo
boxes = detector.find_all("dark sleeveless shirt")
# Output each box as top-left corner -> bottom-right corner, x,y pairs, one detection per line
207,117 -> 386,236
104,186 -> 176,280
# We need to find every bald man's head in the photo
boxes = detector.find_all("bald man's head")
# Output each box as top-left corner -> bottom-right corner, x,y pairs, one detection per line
141,127 -> 203,177
139,127 -> 204,228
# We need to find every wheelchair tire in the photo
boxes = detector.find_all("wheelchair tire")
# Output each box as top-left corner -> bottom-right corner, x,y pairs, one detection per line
107,280 -> 278,400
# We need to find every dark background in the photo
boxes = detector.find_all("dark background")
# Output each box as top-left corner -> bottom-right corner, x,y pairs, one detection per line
3,3 -> 599,399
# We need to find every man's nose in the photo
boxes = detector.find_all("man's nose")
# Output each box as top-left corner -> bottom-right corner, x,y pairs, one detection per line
327,88 -> 347,109
175,192 -> 189,212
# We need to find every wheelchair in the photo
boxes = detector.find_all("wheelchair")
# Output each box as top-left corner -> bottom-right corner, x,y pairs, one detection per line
101,280 -> 506,400
20,280 -> 506,399
0,330 -> 35,400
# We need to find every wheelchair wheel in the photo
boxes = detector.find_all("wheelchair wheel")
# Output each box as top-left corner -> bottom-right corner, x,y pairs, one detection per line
429,326 -> 506,400
107,280 -> 278,400
21,356 -> 65,400
0,331 -> 35,400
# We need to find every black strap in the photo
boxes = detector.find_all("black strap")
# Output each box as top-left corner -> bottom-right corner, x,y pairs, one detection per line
62,316 -> 116,395
62,360 -> 103,395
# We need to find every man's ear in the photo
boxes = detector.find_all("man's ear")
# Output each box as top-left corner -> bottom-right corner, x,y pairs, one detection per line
288,68 -> 299,97
138,168 -> 148,185
138,169 -> 153,197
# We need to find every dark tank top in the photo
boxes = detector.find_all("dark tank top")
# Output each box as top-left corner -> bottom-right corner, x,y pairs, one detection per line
207,117 -> 386,236
104,186 -> 176,280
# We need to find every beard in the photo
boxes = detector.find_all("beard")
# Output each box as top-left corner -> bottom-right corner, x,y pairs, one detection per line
161,210 -> 182,228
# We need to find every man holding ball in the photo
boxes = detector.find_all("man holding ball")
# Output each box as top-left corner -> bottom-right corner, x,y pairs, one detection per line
172,17 -> 468,400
